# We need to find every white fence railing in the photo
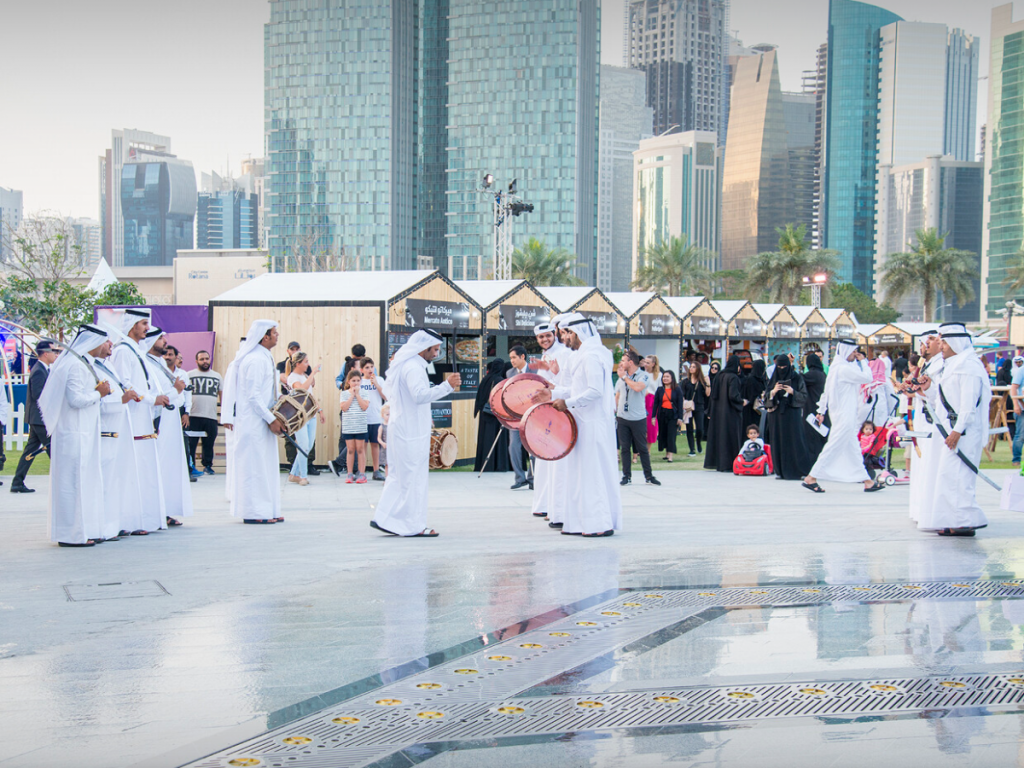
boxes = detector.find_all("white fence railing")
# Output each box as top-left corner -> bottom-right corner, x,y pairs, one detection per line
2,404 -> 28,452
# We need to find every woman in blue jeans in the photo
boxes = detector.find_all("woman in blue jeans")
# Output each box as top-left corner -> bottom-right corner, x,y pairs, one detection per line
285,353 -> 324,485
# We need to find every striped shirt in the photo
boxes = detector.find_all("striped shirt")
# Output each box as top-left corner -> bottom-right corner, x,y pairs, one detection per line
340,389 -> 369,434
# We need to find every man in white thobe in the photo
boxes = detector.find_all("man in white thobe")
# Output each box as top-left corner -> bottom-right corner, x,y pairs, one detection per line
38,325 -> 110,547
907,330 -> 943,524
917,323 -> 990,536
110,308 -> 169,533
223,320 -> 284,523
371,329 -> 460,537
536,314 -> 622,537
803,338 -> 882,493
90,339 -> 146,537
144,329 -> 193,525
530,319 -> 573,527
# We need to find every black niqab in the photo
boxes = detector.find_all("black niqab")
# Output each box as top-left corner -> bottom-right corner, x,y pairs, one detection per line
765,354 -> 812,480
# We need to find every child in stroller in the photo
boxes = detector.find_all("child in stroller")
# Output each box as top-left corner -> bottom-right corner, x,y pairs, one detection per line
733,424 -> 774,476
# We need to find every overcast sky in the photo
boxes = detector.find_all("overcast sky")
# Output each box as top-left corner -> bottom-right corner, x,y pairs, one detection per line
0,0 -> 1016,218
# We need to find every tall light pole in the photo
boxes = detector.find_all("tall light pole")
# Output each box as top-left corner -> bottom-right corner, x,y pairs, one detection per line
481,174 -> 533,280
802,273 -> 828,309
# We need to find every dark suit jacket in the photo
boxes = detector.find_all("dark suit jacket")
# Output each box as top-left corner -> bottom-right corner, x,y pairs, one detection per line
26,362 -> 49,426
653,385 -> 684,422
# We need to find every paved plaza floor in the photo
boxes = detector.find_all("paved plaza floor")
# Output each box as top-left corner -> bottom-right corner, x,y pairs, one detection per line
2,467 -> 1024,768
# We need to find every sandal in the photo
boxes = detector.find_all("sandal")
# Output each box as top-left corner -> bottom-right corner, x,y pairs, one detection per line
561,531 -> 583,536
864,482 -> 884,493
130,529 -> 149,536
272,517 -> 285,523
166,517 -> 183,527
549,522 -> 564,529
938,528 -> 976,537
58,541 -> 96,547
533,512 -> 548,517
582,530 -> 615,537
243,519 -> 276,524
370,520 -> 398,536
801,482 -> 825,494
408,528 -> 439,538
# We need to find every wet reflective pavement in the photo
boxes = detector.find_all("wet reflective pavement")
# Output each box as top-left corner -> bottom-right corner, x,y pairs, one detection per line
2,469 -> 1024,767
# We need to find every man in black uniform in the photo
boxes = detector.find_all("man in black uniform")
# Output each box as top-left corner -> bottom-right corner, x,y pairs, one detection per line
10,339 -> 59,493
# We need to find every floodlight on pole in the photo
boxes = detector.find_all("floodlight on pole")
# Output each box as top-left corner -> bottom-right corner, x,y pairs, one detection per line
802,273 -> 829,309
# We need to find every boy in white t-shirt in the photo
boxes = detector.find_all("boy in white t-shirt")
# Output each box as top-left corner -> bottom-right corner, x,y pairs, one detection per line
358,358 -> 387,481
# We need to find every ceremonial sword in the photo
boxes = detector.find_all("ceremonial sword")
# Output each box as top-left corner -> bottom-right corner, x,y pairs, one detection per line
919,397 -> 1001,491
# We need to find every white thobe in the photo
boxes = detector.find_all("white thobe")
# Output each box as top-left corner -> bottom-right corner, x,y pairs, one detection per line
809,360 -> 873,483
532,341 -> 574,523
908,355 -> 943,523
111,342 -> 166,531
92,358 -> 144,537
146,355 -> 193,519
552,338 -> 622,534
372,357 -> 453,536
918,362 -> 989,531
228,347 -> 281,520
48,363 -> 104,544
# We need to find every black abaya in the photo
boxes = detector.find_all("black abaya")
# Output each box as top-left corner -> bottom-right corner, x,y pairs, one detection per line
741,360 -> 767,433
703,356 -> 744,472
765,355 -> 812,480
802,354 -> 828,465
474,360 -> 512,472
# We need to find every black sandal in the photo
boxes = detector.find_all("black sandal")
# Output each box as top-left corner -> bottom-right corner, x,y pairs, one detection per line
533,512 -> 547,517
243,519 -> 276,525
938,528 -> 976,537
561,531 -> 583,536
582,530 -> 615,537
408,529 -> 439,537
58,541 -> 96,547
370,521 -> 397,535
802,482 -> 825,493
864,482 -> 884,493
166,517 -> 183,527
549,522 -> 564,529
130,529 -> 149,535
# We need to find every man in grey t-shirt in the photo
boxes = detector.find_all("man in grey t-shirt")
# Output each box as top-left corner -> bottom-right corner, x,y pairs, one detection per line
186,350 -> 222,474
614,350 -> 660,486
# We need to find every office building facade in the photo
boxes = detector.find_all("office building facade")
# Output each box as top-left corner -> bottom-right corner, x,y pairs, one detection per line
120,158 -> 197,267
721,47 -> 792,270
197,190 -> 259,250
598,65 -> 654,291
633,131 -> 722,281
0,186 -> 23,264
70,217 -> 102,268
626,0 -> 729,143
875,156 -> 982,322
783,91 -> 817,238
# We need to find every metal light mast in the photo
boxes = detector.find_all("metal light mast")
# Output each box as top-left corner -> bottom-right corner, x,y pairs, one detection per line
481,175 -> 533,280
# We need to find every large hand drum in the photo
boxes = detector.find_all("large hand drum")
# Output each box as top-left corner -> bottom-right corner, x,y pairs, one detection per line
271,390 -> 320,435
518,402 -> 578,460
488,378 -> 519,428
429,429 -> 459,469
501,373 -> 552,420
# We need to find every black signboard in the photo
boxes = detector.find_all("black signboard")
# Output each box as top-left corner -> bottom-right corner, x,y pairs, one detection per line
835,323 -> 856,337
804,322 -> 829,339
585,312 -> 621,335
636,313 -> 675,336
772,321 -> 799,338
431,400 -> 453,428
498,304 -> 550,332
388,331 -> 447,363
875,333 -> 905,345
405,298 -> 471,330
690,315 -> 721,336
735,318 -> 764,337
457,363 -> 480,393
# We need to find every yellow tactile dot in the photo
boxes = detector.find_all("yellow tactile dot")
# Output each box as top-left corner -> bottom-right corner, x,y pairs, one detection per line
903,585 -> 923,590
749,590 -> 769,595
644,594 -> 664,599
868,685 -> 899,692
576,700 -> 605,708
332,716 -> 360,725
600,611 -> 622,616
281,737 -> 312,746
416,711 -> 445,720
653,696 -> 680,703
802,589 -> 821,593
726,692 -> 756,699
799,688 -> 828,696
548,632 -> 571,638
698,592 -> 716,597
519,643 -> 543,649
416,683 -> 442,690
851,587 -> 872,591
951,584 -> 971,588
228,761 -> 261,767
487,655 -> 512,661
1007,678 -> 1024,685
376,698 -> 403,706
939,681 -> 966,688
576,621 -> 598,626
622,602 -> 643,607
497,706 -> 525,714
453,669 -> 478,675
1003,582 -> 1021,587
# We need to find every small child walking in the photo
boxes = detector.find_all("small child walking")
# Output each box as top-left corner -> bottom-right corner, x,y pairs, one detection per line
340,369 -> 369,483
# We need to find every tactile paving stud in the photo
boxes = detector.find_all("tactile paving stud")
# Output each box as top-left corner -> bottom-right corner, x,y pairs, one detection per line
281,737 -> 312,745
576,700 -> 604,708
653,696 -> 681,704
453,669 -> 478,675
416,712 -> 444,720
487,655 -> 512,661
416,683 -> 442,690
375,699 -> 402,706
331,716 -> 360,725
497,706 -> 525,715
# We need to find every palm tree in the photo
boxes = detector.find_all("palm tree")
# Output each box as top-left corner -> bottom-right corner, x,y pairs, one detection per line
1001,246 -> 1024,296
631,235 -> 714,296
510,238 -> 583,286
744,224 -> 842,304
880,227 -> 978,321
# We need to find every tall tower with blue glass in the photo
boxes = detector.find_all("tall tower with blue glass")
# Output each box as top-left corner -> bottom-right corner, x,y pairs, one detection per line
824,0 -> 902,293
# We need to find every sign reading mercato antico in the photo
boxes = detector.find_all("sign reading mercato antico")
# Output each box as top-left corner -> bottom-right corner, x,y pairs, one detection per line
636,313 -> 675,335
405,298 -> 472,330
690,314 -> 722,336
584,312 -> 621,335
772,321 -> 799,338
498,304 -> 550,332
804,322 -> 829,339
735,318 -> 764,337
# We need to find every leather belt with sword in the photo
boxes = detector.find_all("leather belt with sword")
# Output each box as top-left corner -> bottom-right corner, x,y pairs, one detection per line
918,397 -> 1001,491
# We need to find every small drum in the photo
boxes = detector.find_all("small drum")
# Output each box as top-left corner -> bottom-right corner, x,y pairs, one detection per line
271,389 -> 320,435
429,429 -> 459,469
519,402 -> 578,461
488,378 -> 519,428
501,373 -> 552,420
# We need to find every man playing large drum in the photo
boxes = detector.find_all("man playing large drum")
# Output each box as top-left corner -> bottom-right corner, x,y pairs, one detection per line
371,330 -> 460,537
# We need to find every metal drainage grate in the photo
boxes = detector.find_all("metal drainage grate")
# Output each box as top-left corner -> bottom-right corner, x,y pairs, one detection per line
183,579 -> 1024,768
63,580 -> 170,602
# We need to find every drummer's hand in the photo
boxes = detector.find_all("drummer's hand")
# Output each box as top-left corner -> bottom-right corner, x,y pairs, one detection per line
446,373 -> 461,387
531,388 -> 553,404
269,419 -> 285,435
96,380 -> 112,397
223,423 -> 233,431
552,399 -> 568,412
174,378 -> 186,394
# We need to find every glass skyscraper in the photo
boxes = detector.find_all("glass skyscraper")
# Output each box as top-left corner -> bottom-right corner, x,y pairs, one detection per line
197,190 -> 259,250
824,0 -> 902,293
120,158 -> 197,268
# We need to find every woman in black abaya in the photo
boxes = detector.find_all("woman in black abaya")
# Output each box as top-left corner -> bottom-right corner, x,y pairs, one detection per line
802,352 -> 828,465
742,359 -> 767,435
473,359 -> 512,472
703,355 -> 744,472
765,354 -> 812,480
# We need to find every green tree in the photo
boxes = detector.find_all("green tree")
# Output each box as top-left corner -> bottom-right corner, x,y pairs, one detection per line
510,238 -> 583,286
711,269 -> 753,300
96,281 -> 147,306
744,224 -> 842,304
827,283 -> 900,324
631,235 -> 714,296
1001,246 -> 1024,297
0,276 -> 97,341
880,227 -> 977,321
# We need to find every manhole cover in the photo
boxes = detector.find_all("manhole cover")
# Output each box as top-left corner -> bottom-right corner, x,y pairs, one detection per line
63,580 -> 169,602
